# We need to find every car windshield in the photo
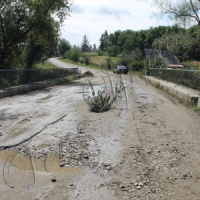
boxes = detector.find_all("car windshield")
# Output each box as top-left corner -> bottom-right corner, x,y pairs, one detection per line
118,66 -> 127,69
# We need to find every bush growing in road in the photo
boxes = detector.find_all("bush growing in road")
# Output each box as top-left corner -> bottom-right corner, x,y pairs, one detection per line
87,81 -> 124,113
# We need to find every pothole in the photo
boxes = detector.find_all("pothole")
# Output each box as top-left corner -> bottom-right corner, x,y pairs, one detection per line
0,150 -> 82,173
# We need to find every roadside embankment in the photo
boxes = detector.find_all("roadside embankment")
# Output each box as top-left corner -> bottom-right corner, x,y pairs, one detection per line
146,76 -> 200,107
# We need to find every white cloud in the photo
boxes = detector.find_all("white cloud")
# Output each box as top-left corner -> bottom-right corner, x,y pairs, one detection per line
61,0 -> 172,47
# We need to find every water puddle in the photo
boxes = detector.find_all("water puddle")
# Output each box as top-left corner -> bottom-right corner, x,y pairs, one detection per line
39,95 -> 52,101
0,150 -> 81,174
18,119 -> 31,124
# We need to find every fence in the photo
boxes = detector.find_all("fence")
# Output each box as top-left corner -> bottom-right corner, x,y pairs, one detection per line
148,68 -> 200,91
0,68 -> 79,89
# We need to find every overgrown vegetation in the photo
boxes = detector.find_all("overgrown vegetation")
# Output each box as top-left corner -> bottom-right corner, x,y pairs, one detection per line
64,48 -> 81,62
194,107 -> 200,112
2,0 -> 200,73
0,0 -> 72,69
34,61 -> 56,69
87,81 -> 124,113
61,52 -> 117,71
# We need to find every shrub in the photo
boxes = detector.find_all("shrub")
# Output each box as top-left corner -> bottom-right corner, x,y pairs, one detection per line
107,45 -> 120,57
117,56 -> 131,66
40,55 -> 47,64
83,56 -> 90,65
105,57 -> 113,70
98,51 -> 103,56
130,60 -> 144,71
87,81 -> 124,113
64,48 -> 81,62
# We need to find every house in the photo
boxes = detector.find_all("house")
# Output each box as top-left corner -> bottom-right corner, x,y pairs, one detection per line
143,49 -> 183,69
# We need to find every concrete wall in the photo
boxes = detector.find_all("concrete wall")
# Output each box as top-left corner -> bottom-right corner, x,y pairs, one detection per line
146,76 -> 200,107
0,74 -> 85,99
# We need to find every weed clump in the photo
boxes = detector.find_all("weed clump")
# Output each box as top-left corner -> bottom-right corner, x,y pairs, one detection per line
87,81 -> 124,113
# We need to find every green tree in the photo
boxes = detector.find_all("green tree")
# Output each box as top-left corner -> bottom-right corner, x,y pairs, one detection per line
153,30 -> 200,61
107,45 -> 120,57
58,39 -> 71,57
153,0 -> 200,28
93,43 -> 97,52
99,30 -> 108,52
65,48 -> 81,62
81,35 -> 90,52
0,0 -> 72,69
25,18 -> 59,69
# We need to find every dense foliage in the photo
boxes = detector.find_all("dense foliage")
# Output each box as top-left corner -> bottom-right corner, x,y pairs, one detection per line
0,0 -> 72,69
58,39 -> 71,57
98,23 -> 200,68
81,35 -> 91,52
153,26 -> 200,62
99,25 -> 182,55
153,0 -> 200,28
64,48 -> 81,62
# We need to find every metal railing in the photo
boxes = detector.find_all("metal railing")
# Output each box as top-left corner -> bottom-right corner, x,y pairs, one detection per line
0,68 -> 79,89
148,68 -> 200,91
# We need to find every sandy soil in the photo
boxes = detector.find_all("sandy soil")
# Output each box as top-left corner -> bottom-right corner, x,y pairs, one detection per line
0,59 -> 200,200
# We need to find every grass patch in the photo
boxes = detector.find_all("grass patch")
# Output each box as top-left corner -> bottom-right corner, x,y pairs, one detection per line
111,57 -> 121,62
155,82 -> 161,88
59,57 -> 112,71
182,60 -> 200,70
129,70 -> 144,79
61,51 -> 120,71
82,52 -> 98,57
34,61 -> 56,69
194,106 -> 200,112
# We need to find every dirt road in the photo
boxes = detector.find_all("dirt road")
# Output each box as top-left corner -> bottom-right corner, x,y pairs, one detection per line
0,58 -> 200,200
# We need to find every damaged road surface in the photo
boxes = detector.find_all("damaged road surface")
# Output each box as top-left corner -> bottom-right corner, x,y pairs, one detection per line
0,62 -> 200,200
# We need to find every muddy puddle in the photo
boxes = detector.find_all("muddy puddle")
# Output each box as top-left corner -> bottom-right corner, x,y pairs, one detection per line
18,119 -> 31,124
39,95 -> 52,101
0,150 -> 81,174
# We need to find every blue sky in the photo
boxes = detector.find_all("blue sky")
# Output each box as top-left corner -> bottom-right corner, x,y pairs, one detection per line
61,0 -> 172,47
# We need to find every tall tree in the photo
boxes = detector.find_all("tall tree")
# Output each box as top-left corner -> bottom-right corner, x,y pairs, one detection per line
153,29 -> 200,61
81,35 -> 90,52
58,39 -> 71,56
99,30 -> 109,52
0,0 -> 72,69
153,0 -> 200,28
93,43 -> 97,52
25,17 -> 60,69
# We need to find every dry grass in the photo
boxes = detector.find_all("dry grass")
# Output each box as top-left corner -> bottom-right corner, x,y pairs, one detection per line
89,56 -> 118,66
183,61 -> 200,70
